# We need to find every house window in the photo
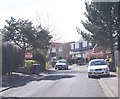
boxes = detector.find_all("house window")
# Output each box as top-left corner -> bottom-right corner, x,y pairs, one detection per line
79,43 -> 82,48
52,47 -> 56,52
70,43 -> 74,50
75,43 -> 79,49
59,47 -> 62,52
83,41 -> 87,47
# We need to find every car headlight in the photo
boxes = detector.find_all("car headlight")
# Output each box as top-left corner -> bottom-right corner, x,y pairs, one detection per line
103,68 -> 109,71
89,69 -> 94,72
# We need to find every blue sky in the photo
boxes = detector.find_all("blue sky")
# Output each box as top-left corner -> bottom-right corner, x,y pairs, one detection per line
0,0 -> 87,42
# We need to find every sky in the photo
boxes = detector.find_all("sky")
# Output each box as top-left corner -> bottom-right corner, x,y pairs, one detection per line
0,0 -> 88,42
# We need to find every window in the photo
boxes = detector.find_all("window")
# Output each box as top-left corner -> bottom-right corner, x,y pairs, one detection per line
90,60 -> 107,66
70,43 -> 74,50
82,41 -> 87,47
52,47 -> 56,52
59,47 -> 62,52
75,43 -> 79,49
79,43 -> 82,48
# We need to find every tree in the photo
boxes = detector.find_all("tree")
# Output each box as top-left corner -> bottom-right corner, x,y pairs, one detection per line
1,17 -> 35,66
1,17 -> 53,67
32,26 -> 52,68
2,17 -> 35,49
77,2 -> 119,65
32,50 -> 46,70
33,25 -> 52,51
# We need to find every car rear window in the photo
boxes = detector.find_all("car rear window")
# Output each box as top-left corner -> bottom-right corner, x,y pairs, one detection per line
90,60 -> 107,66
57,60 -> 66,63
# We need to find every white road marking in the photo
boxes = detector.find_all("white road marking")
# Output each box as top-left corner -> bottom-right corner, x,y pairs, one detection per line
98,78 -> 114,97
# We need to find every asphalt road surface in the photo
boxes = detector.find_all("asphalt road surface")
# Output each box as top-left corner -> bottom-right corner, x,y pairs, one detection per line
1,65 -> 106,97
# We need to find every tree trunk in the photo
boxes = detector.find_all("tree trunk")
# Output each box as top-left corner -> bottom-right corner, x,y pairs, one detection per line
110,32 -> 115,66
108,18 -> 115,69
22,48 -> 26,67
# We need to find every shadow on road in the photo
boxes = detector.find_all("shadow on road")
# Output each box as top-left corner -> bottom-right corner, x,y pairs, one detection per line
38,74 -> 75,81
99,73 -> 117,78
44,69 -> 72,74
1,74 -> 35,92
1,72 -> 75,92
90,76 -> 101,79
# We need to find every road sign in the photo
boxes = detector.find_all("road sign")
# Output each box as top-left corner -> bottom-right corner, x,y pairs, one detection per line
25,52 -> 33,59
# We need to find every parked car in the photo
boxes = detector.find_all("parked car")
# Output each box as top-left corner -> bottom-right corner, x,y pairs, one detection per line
30,63 -> 41,74
55,59 -> 68,70
88,59 -> 110,78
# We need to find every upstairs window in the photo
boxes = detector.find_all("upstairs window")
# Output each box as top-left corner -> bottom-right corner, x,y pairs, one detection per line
59,47 -> 62,52
70,43 -> 74,50
75,43 -> 79,49
82,41 -> 87,47
52,47 -> 56,52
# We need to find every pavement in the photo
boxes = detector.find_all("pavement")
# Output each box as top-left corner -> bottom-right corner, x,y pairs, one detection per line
0,71 -> 118,97
98,72 -> 118,97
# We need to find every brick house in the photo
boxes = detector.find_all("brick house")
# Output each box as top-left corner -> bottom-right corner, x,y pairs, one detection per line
48,42 -> 71,60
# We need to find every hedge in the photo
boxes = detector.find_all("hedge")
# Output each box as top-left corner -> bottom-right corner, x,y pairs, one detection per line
2,42 -> 23,75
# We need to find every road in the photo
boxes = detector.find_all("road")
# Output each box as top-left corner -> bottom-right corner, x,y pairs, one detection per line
1,65 -> 106,97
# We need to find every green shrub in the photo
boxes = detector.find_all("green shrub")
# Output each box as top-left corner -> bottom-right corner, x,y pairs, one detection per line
33,51 -> 46,70
25,60 -> 37,67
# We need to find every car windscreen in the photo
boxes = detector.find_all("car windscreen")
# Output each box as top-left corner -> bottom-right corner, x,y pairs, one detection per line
90,60 -> 107,66
57,60 -> 66,63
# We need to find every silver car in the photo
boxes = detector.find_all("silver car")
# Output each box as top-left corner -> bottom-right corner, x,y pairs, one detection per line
55,59 -> 68,70
88,59 -> 110,78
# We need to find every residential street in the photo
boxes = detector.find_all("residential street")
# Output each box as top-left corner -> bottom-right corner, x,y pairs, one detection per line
0,1 -> 119,98
0,65 -> 118,97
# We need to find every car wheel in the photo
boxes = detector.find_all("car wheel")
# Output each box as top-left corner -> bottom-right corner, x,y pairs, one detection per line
107,73 -> 110,77
66,67 -> 68,70
88,75 -> 91,78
